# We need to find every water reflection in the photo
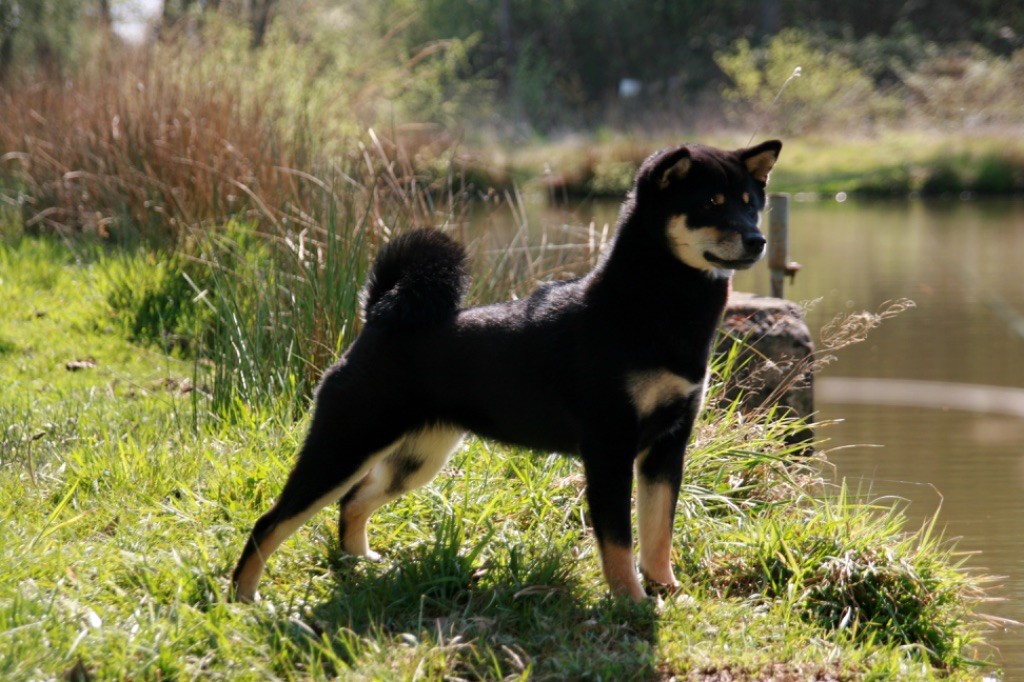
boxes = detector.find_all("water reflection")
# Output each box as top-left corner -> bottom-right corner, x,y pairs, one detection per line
733,198 -> 1024,677
819,377 -> 1024,418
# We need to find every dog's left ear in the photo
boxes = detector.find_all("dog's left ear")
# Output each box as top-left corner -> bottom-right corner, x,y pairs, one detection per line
739,140 -> 782,185
637,146 -> 692,193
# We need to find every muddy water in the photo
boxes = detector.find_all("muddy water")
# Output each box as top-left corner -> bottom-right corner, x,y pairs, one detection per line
470,195 -> 1024,677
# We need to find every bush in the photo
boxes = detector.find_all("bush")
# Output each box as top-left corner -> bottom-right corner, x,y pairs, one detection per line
716,29 -> 901,135
103,252 -> 214,355
901,45 -> 1024,128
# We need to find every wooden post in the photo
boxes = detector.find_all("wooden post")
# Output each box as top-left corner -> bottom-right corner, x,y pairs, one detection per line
768,192 -> 790,299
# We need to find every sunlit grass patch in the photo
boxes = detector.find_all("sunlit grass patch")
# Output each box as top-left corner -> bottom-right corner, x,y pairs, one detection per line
0,229 -> 996,679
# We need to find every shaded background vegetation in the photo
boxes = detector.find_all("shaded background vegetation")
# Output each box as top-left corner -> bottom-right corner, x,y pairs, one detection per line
4,0 -> 1024,134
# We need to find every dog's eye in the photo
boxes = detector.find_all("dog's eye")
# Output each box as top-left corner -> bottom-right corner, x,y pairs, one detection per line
708,194 -> 725,208
742,192 -> 750,204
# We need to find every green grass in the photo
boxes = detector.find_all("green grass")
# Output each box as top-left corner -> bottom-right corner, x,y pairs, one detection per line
0,232 -> 995,680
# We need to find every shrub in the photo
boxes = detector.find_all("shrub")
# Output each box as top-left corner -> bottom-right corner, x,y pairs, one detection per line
900,45 -> 1024,128
103,251 -> 214,355
716,29 -> 901,135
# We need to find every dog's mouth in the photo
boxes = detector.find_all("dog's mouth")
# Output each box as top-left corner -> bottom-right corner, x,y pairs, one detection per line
704,252 -> 762,270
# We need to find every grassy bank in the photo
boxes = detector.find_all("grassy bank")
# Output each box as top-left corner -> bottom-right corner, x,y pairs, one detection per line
0,228 -> 995,680
469,130 -> 1024,201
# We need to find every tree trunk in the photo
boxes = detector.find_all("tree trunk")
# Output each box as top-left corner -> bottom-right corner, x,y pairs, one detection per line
98,0 -> 113,28
759,0 -> 781,37
250,0 -> 275,49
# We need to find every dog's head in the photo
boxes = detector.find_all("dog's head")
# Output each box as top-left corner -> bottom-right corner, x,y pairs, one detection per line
634,140 -> 782,277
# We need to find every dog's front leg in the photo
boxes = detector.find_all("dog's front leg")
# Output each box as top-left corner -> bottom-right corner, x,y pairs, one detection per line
635,426 -> 691,592
582,450 -> 645,602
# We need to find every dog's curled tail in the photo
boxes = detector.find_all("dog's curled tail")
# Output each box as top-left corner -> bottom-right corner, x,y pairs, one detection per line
362,228 -> 469,328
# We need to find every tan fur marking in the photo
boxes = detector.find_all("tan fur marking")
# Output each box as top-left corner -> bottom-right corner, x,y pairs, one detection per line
742,192 -> 750,203
234,487 -> 356,601
744,148 -> 779,184
666,218 -> 739,278
233,442 -> 401,602
340,425 -> 464,557
599,541 -> 645,602
636,479 -> 677,587
627,369 -> 700,417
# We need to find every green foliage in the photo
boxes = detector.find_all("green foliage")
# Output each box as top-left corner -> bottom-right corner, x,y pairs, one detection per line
716,29 -> 900,135
901,44 -> 1024,128
102,252 -> 214,355
169,6 -> 493,140
385,0 -> 757,130
195,215 -> 372,416
0,0 -> 85,79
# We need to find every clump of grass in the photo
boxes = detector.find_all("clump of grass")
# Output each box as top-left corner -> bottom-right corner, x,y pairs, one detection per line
102,251 -> 215,355
0,47 -> 297,240
695,485 -> 985,668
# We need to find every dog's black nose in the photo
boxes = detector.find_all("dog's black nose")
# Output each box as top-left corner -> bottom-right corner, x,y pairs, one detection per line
743,234 -> 767,254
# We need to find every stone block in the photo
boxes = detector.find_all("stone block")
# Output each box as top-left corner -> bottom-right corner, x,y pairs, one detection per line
717,291 -> 815,445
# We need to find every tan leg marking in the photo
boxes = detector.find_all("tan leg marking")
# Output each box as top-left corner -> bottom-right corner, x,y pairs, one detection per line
233,442 -> 401,602
340,426 -> 464,558
340,466 -> 384,559
599,541 -> 645,602
234,510 -> 313,602
636,479 -> 677,587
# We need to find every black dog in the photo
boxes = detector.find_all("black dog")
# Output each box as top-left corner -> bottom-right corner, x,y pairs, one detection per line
232,140 -> 782,602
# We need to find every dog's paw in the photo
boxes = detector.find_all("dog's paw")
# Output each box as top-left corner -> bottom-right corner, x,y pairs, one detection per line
640,572 -> 680,598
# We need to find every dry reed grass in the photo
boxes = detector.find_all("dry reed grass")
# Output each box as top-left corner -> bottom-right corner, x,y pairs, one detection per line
0,37 -> 464,245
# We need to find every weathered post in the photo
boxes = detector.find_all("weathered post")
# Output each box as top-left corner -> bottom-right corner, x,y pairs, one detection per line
719,191 -> 814,449
768,192 -> 790,299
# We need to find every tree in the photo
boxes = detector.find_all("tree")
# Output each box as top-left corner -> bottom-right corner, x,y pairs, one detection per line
0,0 -> 85,79
249,0 -> 275,48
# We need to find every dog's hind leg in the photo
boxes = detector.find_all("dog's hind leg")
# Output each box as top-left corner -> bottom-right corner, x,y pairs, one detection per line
338,425 -> 464,558
231,406 -> 408,602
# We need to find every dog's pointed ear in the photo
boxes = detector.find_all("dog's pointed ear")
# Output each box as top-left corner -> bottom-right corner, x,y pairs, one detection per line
739,140 -> 782,185
638,146 -> 692,193
657,148 -> 692,189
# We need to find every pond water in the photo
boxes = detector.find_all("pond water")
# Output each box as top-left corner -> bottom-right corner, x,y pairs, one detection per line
735,198 -> 1024,679
470,194 -> 1024,677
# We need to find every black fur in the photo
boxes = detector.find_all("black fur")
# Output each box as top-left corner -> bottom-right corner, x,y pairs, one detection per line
231,140 -> 782,602
362,228 -> 469,329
